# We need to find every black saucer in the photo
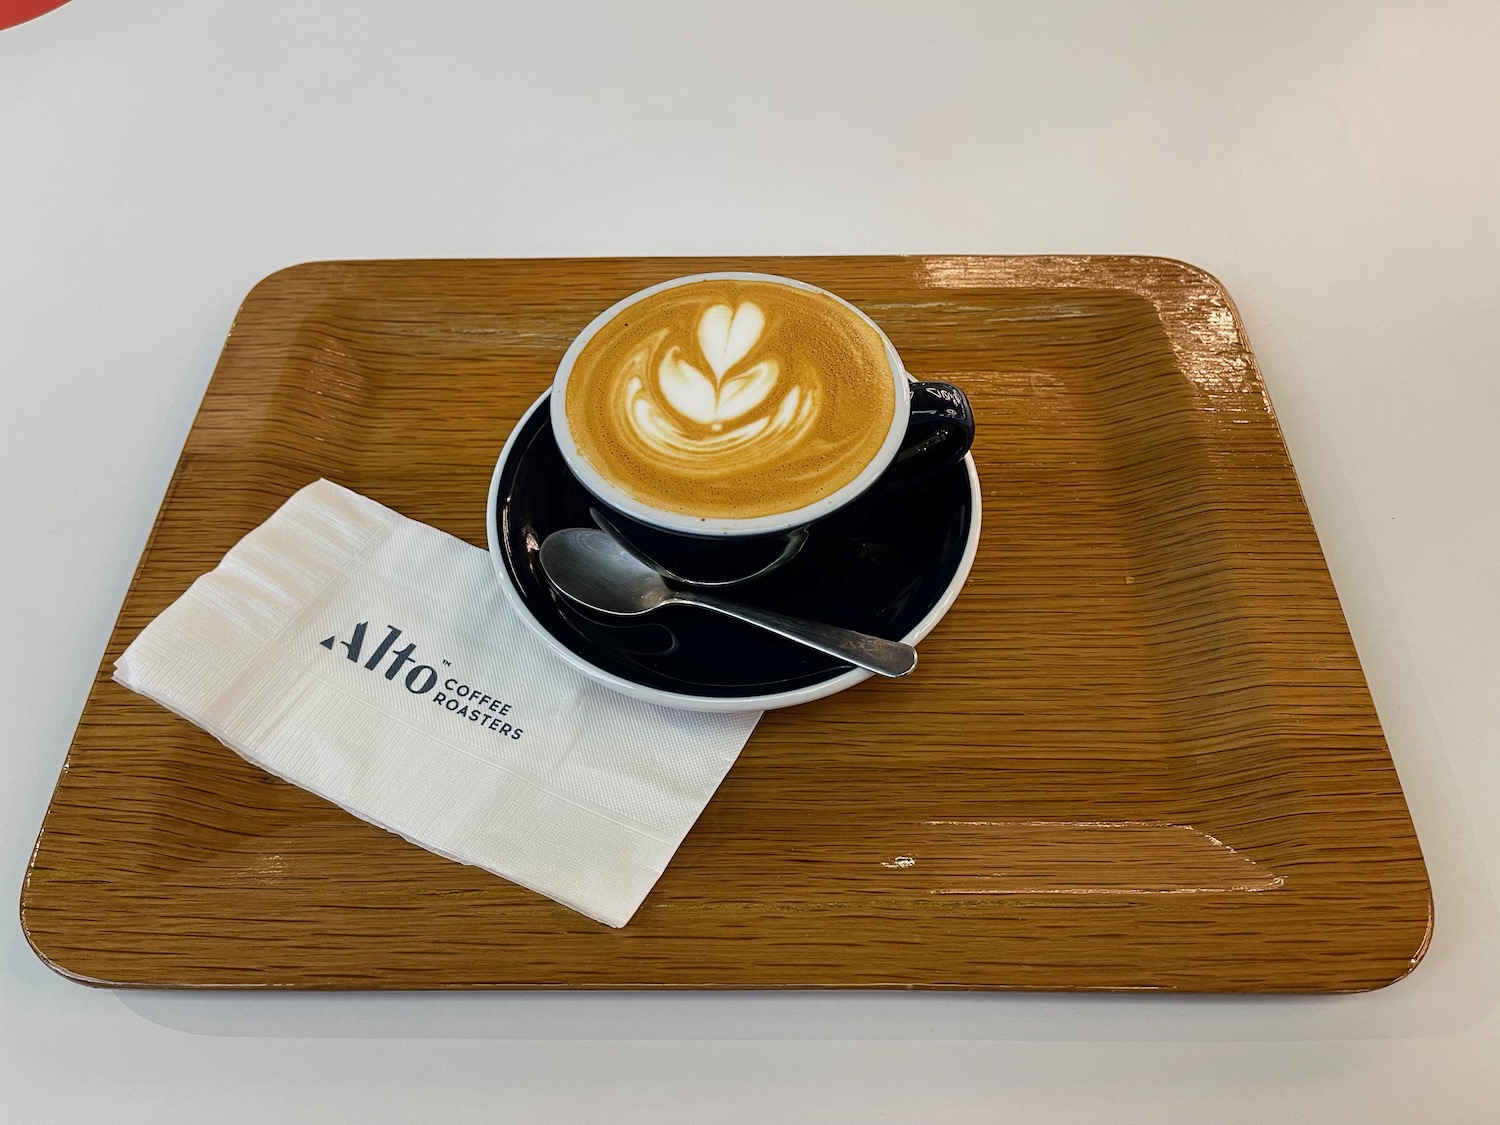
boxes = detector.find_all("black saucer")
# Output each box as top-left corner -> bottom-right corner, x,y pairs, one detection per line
487,392 -> 978,708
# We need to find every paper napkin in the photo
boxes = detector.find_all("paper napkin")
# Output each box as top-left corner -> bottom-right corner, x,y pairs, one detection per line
114,479 -> 761,927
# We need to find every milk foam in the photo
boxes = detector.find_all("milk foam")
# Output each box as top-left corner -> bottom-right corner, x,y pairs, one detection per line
565,280 -> 897,520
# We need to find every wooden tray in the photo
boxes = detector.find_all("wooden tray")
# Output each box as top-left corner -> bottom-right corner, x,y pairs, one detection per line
21,256 -> 1432,991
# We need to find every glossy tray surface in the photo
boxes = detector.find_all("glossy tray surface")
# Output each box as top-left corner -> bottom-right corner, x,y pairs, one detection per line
21,255 -> 1432,991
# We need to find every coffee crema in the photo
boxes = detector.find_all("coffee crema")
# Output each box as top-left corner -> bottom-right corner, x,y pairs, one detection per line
563,279 -> 898,521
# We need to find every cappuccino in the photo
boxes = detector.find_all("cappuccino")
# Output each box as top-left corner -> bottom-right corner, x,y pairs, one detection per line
563,278 -> 898,521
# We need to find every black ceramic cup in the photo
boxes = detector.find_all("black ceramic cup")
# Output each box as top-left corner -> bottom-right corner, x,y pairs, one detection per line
549,272 -> 975,586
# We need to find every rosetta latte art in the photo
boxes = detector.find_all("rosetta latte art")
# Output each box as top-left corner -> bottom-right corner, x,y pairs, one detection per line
565,279 -> 897,520
625,301 -> 816,463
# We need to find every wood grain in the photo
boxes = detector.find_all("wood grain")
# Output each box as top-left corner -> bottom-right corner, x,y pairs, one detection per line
20,256 -> 1432,991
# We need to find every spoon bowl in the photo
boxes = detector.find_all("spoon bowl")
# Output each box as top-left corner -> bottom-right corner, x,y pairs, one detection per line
540,528 -> 670,615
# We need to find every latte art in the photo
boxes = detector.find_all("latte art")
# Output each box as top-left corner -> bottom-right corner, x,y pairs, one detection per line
625,302 -> 815,462
564,279 -> 898,521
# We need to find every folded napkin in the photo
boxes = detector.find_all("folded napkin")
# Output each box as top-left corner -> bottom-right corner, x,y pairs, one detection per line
114,479 -> 761,927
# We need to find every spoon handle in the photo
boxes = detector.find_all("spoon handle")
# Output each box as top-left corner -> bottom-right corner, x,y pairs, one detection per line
674,592 -> 918,678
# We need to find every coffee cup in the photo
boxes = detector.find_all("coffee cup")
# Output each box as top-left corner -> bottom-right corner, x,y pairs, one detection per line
549,272 -> 974,584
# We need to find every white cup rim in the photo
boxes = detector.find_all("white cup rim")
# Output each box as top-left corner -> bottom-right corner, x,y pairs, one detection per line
549,271 -> 912,538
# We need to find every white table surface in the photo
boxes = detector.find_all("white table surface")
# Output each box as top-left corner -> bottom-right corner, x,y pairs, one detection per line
4,2 -> 1497,1121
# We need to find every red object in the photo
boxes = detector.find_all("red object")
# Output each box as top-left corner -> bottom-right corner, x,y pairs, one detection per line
1,0 -> 71,32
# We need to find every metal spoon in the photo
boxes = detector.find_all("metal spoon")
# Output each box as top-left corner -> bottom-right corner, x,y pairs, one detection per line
539,528 -> 918,678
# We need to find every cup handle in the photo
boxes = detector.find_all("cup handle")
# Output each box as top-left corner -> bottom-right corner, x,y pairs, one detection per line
889,380 -> 975,484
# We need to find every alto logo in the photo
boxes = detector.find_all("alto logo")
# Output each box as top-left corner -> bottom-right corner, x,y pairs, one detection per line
318,622 -> 525,740
319,621 -> 440,694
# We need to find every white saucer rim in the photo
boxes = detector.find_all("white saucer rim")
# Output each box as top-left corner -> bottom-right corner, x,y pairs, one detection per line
485,389 -> 983,712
